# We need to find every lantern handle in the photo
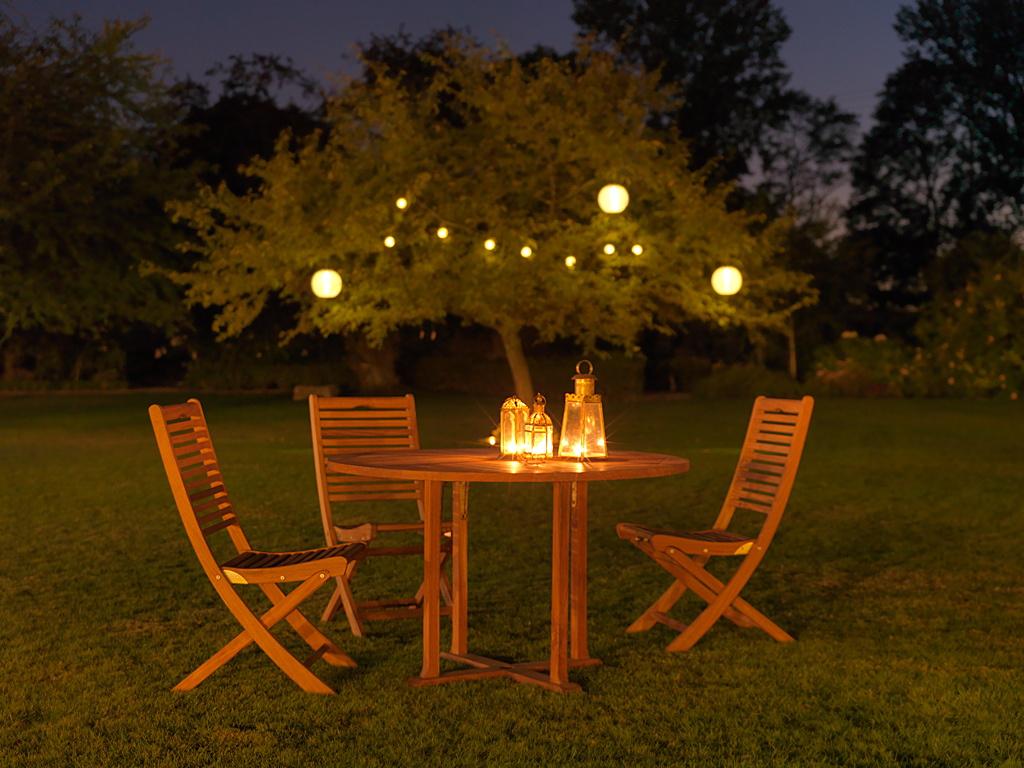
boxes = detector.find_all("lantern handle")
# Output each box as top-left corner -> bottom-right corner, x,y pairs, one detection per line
576,359 -> 594,376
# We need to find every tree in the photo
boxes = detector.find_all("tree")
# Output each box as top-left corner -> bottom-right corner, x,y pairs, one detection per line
0,15 -> 193,378
849,0 -> 1024,319
170,39 -> 812,398
573,0 -> 814,183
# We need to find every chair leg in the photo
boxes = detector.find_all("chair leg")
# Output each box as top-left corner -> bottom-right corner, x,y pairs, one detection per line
321,579 -> 345,623
334,561 -> 365,637
663,549 -> 777,653
259,583 -> 356,668
176,573 -> 339,694
667,550 -> 792,643
626,579 -> 688,633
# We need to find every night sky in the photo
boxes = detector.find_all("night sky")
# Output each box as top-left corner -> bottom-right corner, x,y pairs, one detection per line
12,0 -> 905,127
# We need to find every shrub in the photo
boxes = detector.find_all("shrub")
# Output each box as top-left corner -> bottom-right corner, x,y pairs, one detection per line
691,364 -> 804,398
808,334 -> 919,397
913,233 -> 1023,399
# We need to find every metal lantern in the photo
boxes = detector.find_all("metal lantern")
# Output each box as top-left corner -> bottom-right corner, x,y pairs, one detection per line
557,360 -> 607,459
522,394 -> 554,464
499,396 -> 529,457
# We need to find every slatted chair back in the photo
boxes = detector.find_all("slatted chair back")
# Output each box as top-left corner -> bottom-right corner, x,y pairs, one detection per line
309,395 -> 423,545
714,395 -> 815,544
149,399 -> 251,581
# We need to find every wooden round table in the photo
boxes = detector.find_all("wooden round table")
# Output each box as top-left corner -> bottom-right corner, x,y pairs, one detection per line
327,448 -> 690,693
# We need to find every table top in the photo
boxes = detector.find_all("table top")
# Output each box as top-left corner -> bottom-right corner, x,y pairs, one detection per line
326,448 -> 689,484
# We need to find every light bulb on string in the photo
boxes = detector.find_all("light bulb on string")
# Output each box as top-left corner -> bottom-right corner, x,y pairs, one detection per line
395,197 -> 408,210
310,269 -> 343,299
384,235 -> 396,248
520,246 -> 533,258
603,243 -> 616,255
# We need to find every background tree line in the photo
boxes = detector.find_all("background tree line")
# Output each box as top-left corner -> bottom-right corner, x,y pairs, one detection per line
1,0 -> 1021,398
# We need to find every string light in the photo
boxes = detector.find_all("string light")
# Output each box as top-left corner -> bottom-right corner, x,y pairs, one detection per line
310,269 -> 343,299
487,435 -> 497,446
631,244 -> 643,255
711,266 -> 743,296
436,227 -> 449,239
597,183 -> 629,214
603,243 -> 616,255
520,246 -> 533,258
565,255 -> 577,269
395,197 -> 408,210
484,238 -> 496,251
384,235 -> 396,248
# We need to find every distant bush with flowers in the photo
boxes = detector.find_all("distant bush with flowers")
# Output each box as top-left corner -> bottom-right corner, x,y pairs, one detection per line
812,233 -> 1023,399
810,333 -> 921,397
913,233 -> 1023,400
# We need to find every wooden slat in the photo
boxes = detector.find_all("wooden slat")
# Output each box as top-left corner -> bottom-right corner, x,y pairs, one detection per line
324,482 -> 417,493
320,437 -> 414,447
201,518 -> 238,537
320,428 -> 412,438
319,419 -> 412,429
317,409 -> 409,419
328,492 -> 420,502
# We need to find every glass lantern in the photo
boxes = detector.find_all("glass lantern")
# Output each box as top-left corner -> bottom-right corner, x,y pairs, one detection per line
499,396 -> 528,458
522,394 -> 554,464
557,360 -> 607,459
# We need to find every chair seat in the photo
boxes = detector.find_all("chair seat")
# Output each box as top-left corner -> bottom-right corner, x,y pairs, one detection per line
616,522 -> 754,556
220,543 -> 366,584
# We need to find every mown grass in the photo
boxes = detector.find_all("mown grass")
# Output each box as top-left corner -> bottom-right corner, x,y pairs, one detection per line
0,393 -> 1021,767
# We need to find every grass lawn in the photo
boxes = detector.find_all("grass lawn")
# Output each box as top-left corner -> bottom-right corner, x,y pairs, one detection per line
0,393 -> 1021,767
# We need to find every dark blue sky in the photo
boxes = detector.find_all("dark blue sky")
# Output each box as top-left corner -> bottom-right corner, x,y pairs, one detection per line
13,0 -> 905,128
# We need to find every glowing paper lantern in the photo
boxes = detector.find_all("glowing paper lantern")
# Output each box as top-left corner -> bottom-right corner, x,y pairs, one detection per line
711,266 -> 743,296
384,235 -> 396,248
499,396 -> 529,457
631,244 -> 644,255
520,246 -> 533,258
484,238 -> 496,251
557,360 -> 607,459
395,197 -> 408,209
597,183 -> 629,214
564,255 -> 577,269
436,227 -> 449,239
310,269 -> 342,299
603,243 -> 616,255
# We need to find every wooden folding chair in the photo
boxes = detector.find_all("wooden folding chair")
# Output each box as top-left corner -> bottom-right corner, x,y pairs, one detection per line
617,396 -> 814,652
309,395 -> 452,637
149,399 -> 365,694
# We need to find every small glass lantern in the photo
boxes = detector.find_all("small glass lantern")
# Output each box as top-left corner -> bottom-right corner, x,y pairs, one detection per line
499,396 -> 529,457
522,394 -> 554,464
558,360 -> 607,459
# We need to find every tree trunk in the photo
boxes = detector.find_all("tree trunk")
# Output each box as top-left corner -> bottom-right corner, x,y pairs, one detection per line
1,336 -> 22,382
785,318 -> 798,380
497,325 -> 534,401
346,333 -> 401,393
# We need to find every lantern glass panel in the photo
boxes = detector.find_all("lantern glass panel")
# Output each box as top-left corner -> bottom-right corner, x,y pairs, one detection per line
557,360 -> 607,459
522,394 -> 553,463
499,396 -> 528,457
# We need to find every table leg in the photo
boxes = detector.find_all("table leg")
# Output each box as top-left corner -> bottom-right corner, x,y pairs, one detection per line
570,480 -> 590,661
419,479 -> 443,679
549,481 -> 571,686
450,481 -> 469,655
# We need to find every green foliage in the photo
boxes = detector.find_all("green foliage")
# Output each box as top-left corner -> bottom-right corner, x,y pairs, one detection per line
914,232 -> 1024,398
170,37 -> 813,396
0,16 -> 194,344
